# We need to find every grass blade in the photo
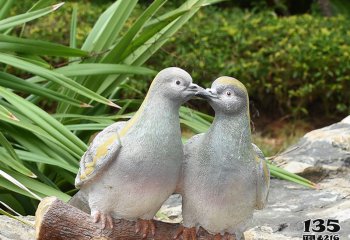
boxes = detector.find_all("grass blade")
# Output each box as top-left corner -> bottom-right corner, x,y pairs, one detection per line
0,2 -> 64,31
0,87 -> 87,155
102,0 -> 167,63
0,0 -> 15,21
70,5 -> 78,49
0,169 -> 42,200
0,133 -> 36,178
0,72 -> 90,108
0,34 -> 88,57
0,53 -> 120,108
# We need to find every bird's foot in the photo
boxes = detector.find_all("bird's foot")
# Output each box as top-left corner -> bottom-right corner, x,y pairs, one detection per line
135,219 -> 156,239
91,210 -> 113,229
174,226 -> 197,240
214,232 -> 235,240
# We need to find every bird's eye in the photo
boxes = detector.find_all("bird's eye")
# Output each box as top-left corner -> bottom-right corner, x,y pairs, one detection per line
226,91 -> 232,96
175,80 -> 181,85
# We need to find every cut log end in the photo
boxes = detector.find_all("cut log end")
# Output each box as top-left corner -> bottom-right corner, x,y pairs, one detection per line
35,197 -> 225,240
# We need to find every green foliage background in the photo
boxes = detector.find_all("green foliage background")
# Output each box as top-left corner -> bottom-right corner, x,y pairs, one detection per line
151,8 -> 350,117
17,2 -> 350,118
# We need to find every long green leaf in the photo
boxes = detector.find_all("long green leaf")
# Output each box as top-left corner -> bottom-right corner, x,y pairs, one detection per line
0,133 -> 35,177
0,114 -> 82,160
70,5 -> 78,49
102,0 -> 167,63
82,0 -> 121,51
0,169 -> 41,200
0,0 -> 14,21
26,64 -> 156,85
0,72 -> 91,107
0,53 -> 120,108
92,0 -> 138,52
16,54 -> 51,68
0,104 -> 18,121
3,126 -> 78,167
0,87 -> 86,155
0,2 -> 64,31
0,168 -> 70,201
119,9 -> 188,61
0,34 -> 88,57
65,123 -> 110,131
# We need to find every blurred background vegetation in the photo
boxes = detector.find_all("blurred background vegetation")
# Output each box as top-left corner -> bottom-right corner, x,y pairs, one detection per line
12,0 -> 350,152
0,0 -> 347,216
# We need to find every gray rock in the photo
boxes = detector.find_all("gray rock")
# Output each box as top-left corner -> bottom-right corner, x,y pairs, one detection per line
274,116 -> 350,174
0,216 -> 35,240
156,170 -> 350,240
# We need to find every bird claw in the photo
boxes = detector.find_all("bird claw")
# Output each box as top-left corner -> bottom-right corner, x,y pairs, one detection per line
174,226 -> 197,240
135,219 -> 156,239
92,211 -> 114,229
214,233 -> 235,240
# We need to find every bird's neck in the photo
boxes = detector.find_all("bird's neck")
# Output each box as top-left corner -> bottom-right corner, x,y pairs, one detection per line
207,112 -> 252,159
119,92 -> 181,138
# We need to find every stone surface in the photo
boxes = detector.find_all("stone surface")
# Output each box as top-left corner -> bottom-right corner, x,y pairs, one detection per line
0,215 -> 35,240
274,116 -> 350,174
156,170 -> 350,240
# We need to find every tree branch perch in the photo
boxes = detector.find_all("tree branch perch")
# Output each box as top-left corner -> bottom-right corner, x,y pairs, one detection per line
35,197 -> 220,240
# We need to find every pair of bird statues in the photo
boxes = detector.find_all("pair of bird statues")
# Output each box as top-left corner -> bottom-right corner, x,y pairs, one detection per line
69,67 -> 270,240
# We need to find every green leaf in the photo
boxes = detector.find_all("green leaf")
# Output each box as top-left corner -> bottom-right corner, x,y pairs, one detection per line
102,0 -> 168,63
0,104 -> 18,121
0,0 -> 15,21
0,169 -> 41,200
0,34 -> 88,57
0,133 -> 36,178
65,123 -> 110,131
12,149 -> 78,173
88,0 -> 138,52
0,72 -> 91,108
0,53 -> 120,108
0,168 -> 70,201
0,2 -> 64,31
16,54 -> 51,69
26,64 -> 156,84
0,87 -> 87,155
70,5 -> 78,49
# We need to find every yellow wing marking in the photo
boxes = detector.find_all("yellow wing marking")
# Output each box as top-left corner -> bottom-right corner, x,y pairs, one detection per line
255,155 -> 260,163
80,134 -> 118,180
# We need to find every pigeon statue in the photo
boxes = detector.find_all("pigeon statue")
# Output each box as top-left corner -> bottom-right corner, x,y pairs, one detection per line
69,67 -> 200,238
176,77 -> 270,240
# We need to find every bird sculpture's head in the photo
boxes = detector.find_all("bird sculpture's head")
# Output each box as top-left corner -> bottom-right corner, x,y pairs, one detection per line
150,67 -> 201,104
196,76 -> 249,115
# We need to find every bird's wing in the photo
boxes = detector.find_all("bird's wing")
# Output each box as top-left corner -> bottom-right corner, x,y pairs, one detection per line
75,121 -> 127,188
252,143 -> 270,210
175,133 -> 205,194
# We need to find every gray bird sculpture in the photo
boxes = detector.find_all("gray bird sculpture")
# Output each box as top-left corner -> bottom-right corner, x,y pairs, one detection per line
70,67 -> 200,238
176,77 -> 270,240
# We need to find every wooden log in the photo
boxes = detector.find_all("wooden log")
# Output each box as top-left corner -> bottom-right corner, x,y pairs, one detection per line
35,197 -> 220,240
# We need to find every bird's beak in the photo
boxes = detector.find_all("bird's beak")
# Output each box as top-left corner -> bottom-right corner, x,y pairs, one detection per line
195,88 -> 218,99
184,83 -> 203,95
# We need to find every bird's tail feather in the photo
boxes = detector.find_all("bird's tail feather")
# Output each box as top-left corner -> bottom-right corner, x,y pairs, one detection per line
68,191 -> 90,214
